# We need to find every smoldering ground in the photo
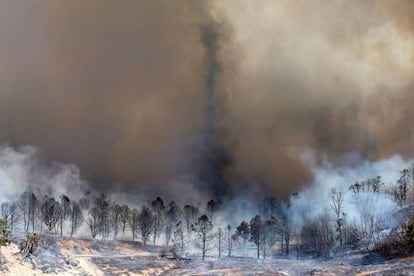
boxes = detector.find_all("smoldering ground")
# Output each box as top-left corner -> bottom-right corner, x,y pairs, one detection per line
0,0 -> 413,200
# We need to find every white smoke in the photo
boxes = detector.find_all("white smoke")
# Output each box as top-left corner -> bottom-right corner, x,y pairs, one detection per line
290,148 -> 410,232
0,144 -> 89,202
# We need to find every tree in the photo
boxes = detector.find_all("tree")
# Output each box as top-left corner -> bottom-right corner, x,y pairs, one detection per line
192,215 -> 213,260
235,221 -> 250,249
87,207 -> 100,239
60,195 -> 71,236
330,189 -> 345,247
226,224 -> 233,257
119,204 -> 130,239
151,197 -> 165,245
184,205 -> 199,234
95,193 -> 111,241
215,227 -> 225,258
70,201 -> 83,237
40,196 -> 62,232
392,169 -> 412,207
250,215 -> 264,259
110,203 -> 123,240
172,221 -> 185,256
129,208 -> 139,241
206,199 -> 219,223
165,201 -> 182,246
1,202 -> 18,234
0,219 -> 11,253
138,206 -> 154,249
18,191 -> 40,232
301,213 -> 335,257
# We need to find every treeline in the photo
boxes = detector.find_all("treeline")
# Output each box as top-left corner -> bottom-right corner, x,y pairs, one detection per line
1,166 -> 414,259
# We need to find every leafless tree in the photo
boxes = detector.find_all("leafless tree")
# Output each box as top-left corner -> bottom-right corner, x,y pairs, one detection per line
192,214 -> 213,260
226,224 -> 232,257
330,189 -> 345,247
249,215 -> 264,259
138,206 -> 154,249
129,208 -> 139,241
60,195 -> 71,236
95,193 -> 111,241
70,201 -> 83,237
151,197 -> 165,245
235,220 -> 250,249
172,221 -> 185,255
18,191 -> 40,232
87,206 -> 100,239
40,196 -> 62,232
165,201 -> 182,246
119,204 -> 130,239
392,169 -> 412,207
184,204 -> 199,234
110,203 -> 122,240
301,213 -> 335,257
215,227 -> 225,258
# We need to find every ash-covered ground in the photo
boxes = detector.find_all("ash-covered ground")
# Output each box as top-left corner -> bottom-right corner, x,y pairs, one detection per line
2,234 -> 414,276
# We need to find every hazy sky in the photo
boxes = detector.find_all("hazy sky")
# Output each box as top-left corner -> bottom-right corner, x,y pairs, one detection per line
0,0 -> 413,199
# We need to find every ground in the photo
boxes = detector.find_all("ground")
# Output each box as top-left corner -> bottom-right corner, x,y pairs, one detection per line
1,235 -> 414,275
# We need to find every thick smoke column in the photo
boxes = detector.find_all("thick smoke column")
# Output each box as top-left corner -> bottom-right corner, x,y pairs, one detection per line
196,24 -> 231,196
0,0 -> 413,199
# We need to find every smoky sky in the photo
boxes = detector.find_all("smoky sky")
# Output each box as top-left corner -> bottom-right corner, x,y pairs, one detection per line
0,0 -> 413,199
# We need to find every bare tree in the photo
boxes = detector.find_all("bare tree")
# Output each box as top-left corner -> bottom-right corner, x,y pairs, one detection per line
226,224 -> 232,257
392,169 -> 412,207
301,213 -> 335,257
206,199 -> 219,224
192,214 -> 213,260
184,205 -> 199,234
60,195 -> 71,236
215,227 -> 225,258
138,206 -> 154,249
95,193 -> 111,241
235,220 -> 250,249
110,203 -> 122,240
40,196 -> 62,232
119,204 -> 130,239
165,201 -> 182,246
151,197 -> 165,245
129,208 -> 139,241
330,189 -> 345,247
70,201 -> 83,237
250,215 -> 264,259
87,207 -> 100,239
172,221 -> 185,256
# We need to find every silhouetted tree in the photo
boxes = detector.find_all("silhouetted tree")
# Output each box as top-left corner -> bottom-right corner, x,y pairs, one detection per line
184,205 -> 199,234
119,204 -> 130,238
250,215 -> 264,259
87,207 -> 100,239
70,201 -> 83,237
215,227 -> 225,258
138,206 -> 154,249
151,197 -> 165,245
235,220 -> 250,249
40,196 -> 62,232
193,215 -> 213,260
129,208 -> 139,241
60,194 -> 71,236
165,201 -> 182,246
110,203 -> 122,240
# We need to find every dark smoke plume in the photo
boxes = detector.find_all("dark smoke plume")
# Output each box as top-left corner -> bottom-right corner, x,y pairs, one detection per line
0,0 -> 413,200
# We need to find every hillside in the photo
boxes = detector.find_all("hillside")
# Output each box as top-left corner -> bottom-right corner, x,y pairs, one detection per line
2,235 -> 414,275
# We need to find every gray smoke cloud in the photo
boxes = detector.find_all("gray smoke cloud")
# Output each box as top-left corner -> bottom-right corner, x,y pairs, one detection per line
0,0 -> 413,200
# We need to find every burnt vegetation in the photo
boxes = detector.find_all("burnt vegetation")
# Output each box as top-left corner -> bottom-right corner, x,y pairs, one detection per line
1,166 -> 414,261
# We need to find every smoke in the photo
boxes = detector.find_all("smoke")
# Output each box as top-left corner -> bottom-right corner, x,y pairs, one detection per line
289,150 -> 409,230
0,1 -> 413,199
0,145 -> 88,202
